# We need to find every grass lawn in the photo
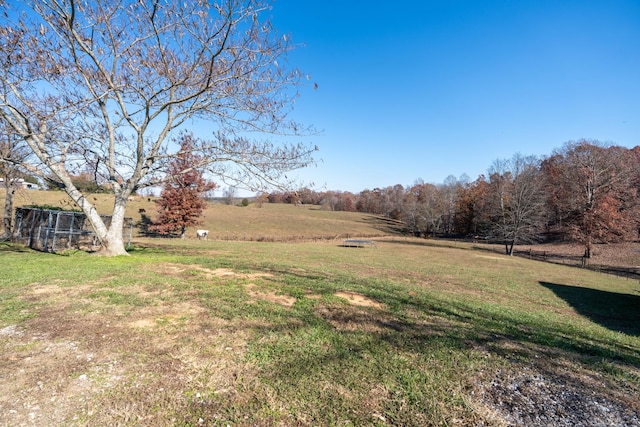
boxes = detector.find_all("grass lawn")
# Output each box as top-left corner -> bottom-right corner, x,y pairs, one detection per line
1,236 -> 639,426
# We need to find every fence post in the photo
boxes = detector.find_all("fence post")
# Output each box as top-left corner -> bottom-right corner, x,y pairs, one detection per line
51,211 -> 62,253
25,210 -> 33,247
43,211 -> 53,252
68,213 -> 75,250
127,220 -> 133,249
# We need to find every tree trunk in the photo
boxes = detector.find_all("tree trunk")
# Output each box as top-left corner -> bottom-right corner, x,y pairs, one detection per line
93,228 -> 129,256
584,235 -> 592,258
95,195 -> 129,256
504,241 -> 511,255
65,185 -> 130,256
1,182 -> 16,239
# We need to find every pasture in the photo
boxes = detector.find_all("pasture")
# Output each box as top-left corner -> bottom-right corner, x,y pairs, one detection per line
0,189 -> 398,242
1,190 -> 640,425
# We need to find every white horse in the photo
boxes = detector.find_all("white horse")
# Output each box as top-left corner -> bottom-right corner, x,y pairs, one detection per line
196,229 -> 209,240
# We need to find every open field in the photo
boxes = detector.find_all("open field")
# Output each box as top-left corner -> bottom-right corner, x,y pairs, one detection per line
2,189 -> 640,425
1,234 -> 640,426
0,189 -> 399,242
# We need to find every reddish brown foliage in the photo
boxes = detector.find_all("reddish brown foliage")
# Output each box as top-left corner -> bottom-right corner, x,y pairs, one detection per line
543,141 -> 640,257
455,176 -> 490,235
151,134 -> 216,238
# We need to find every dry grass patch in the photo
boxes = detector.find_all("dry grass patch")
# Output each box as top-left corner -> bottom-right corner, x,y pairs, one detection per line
334,291 -> 385,309
0,288 -> 255,426
0,256 -> 268,426
244,283 -> 297,307
150,262 -> 273,282
29,284 -> 65,295
127,301 -> 206,329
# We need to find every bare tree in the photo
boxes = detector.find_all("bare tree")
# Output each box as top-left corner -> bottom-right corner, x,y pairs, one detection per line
0,121 -> 31,239
402,181 -> 443,238
0,0 -> 316,255
440,175 -> 462,235
222,186 -> 238,205
543,140 -> 637,258
487,154 -> 546,255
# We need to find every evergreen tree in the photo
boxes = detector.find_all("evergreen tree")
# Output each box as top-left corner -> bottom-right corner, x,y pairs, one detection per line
152,134 -> 216,238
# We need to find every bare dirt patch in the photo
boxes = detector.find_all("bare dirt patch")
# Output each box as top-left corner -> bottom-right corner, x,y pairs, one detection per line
0,293 -> 252,426
334,291 -> 384,309
29,284 -> 65,295
151,263 -> 273,281
316,293 -> 396,333
127,301 -> 206,329
244,283 -> 297,307
151,262 -> 296,307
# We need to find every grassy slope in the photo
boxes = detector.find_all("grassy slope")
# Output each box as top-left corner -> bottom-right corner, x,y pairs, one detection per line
1,190 -> 639,425
1,240 -> 639,425
1,189 -> 397,240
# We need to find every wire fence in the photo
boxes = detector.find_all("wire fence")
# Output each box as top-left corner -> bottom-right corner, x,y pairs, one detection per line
13,207 -> 133,253
513,248 -> 640,282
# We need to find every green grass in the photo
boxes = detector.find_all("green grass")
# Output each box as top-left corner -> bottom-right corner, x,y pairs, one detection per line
1,189 -> 399,240
87,289 -> 150,306
1,237 -> 639,425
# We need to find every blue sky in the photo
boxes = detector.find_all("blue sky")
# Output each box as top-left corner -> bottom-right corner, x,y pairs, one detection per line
266,0 -> 640,193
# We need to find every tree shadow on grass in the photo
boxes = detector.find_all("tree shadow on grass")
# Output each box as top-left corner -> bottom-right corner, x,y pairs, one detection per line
209,266 -> 640,425
241,285 -> 640,425
0,241 -> 34,253
540,281 -> 640,337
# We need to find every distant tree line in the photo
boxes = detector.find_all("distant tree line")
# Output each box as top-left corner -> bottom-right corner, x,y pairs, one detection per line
267,140 -> 640,257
